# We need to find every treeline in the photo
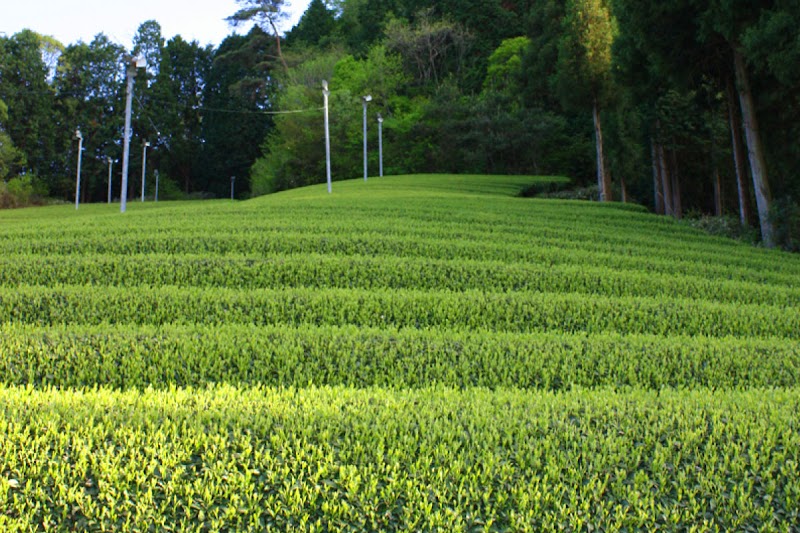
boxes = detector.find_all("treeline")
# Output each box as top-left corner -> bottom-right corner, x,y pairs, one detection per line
1,0 -> 799,247
0,22 -> 275,203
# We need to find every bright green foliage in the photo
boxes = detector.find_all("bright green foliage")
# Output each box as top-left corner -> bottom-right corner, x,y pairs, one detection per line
1,324 -> 798,390
251,47 -> 407,193
556,0 -> 616,103
1,386 -> 799,531
484,37 -> 531,94
1,174 -> 799,529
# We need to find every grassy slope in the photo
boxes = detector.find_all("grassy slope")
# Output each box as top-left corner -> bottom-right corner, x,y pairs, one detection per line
1,174 -> 799,530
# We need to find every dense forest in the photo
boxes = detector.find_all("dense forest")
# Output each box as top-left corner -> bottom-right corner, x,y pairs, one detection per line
1,0 -> 798,248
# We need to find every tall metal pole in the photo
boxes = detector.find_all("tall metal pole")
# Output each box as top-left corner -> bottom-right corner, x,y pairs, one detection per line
155,170 -> 159,202
323,81 -> 331,194
107,157 -> 113,203
121,66 -> 135,213
121,57 -> 145,213
231,176 -> 235,200
141,141 -> 150,202
362,95 -> 372,181
74,129 -> 83,210
377,114 -> 384,177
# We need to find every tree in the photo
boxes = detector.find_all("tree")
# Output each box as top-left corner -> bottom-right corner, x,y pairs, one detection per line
286,0 -> 338,48
484,36 -> 531,95
54,34 -> 127,202
148,36 -> 212,194
251,45 -> 408,194
555,0 -> 617,201
132,20 -> 165,80
0,30 -> 60,194
227,0 -> 290,73
198,28 -> 276,197
0,99 -> 26,180
384,10 -> 471,88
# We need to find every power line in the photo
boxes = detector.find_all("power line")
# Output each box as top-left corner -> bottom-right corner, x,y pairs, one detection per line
134,92 -> 320,116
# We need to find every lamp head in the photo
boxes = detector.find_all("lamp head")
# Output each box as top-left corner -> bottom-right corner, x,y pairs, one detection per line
135,56 -> 146,69
363,95 -> 373,103
378,113 -> 383,123
322,80 -> 329,91
74,129 -> 82,140
144,141 -> 151,148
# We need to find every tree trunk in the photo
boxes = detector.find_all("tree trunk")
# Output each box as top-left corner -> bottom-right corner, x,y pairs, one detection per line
268,15 -> 289,74
711,128 -> 722,217
659,144 -> 673,217
592,97 -> 612,202
733,46 -> 773,246
620,175 -> 628,203
726,76 -> 752,227
651,140 -> 665,214
669,150 -> 682,219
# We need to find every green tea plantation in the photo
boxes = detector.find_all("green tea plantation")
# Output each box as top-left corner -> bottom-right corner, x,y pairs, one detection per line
1,174 -> 799,531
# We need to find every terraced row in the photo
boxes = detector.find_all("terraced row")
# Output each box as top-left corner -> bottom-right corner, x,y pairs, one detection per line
2,324 -> 797,390
2,386 -> 798,532
1,253 -> 797,307
2,285 -> 797,339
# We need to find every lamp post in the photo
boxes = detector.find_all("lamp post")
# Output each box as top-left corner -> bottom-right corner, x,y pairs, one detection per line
74,129 -> 83,210
121,56 -> 146,213
107,157 -> 114,203
141,141 -> 150,202
362,95 -> 372,181
155,170 -> 159,202
377,113 -> 384,178
231,176 -> 236,200
323,80 -> 332,194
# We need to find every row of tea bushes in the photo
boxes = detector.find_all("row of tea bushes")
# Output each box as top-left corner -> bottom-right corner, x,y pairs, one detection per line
1,323 -> 798,390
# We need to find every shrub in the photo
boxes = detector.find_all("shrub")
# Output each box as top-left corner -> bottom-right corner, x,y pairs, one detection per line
0,174 -> 43,208
684,214 -> 759,244
770,197 -> 800,252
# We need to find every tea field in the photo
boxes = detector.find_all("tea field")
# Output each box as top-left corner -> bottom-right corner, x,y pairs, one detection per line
1,174 -> 799,531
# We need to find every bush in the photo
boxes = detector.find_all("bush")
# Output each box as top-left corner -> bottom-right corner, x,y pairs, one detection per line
770,197 -> 800,252
684,214 -> 759,244
539,184 -> 601,201
0,175 -> 45,209
519,179 -> 572,198
154,175 -> 185,201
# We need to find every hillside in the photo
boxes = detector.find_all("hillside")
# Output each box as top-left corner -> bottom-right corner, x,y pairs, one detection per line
1,174 -> 799,530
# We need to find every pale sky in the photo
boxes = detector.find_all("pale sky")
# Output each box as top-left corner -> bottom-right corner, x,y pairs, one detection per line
1,0 -> 312,49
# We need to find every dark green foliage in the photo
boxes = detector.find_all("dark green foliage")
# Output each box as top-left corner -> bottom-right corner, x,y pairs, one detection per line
769,197 -> 800,252
53,34 -> 127,202
285,0 -> 338,48
197,28 -> 275,197
148,36 -> 213,194
0,31 -> 59,195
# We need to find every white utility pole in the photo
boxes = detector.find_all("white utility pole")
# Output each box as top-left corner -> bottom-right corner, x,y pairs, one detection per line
141,141 -> 150,202
377,114 -> 384,177
74,129 -> 83,209
120,56 -> 146,213
323,80 -> 332,194
155,170 -> 159,202
107,157 -> 113,203
362,95 -> 372,181
231,176 -> 236,200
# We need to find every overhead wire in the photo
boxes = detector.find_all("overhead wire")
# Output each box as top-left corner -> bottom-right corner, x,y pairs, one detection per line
135,93 -> 322,116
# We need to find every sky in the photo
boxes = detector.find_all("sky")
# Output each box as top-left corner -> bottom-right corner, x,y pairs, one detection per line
1,0 -> 312,49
